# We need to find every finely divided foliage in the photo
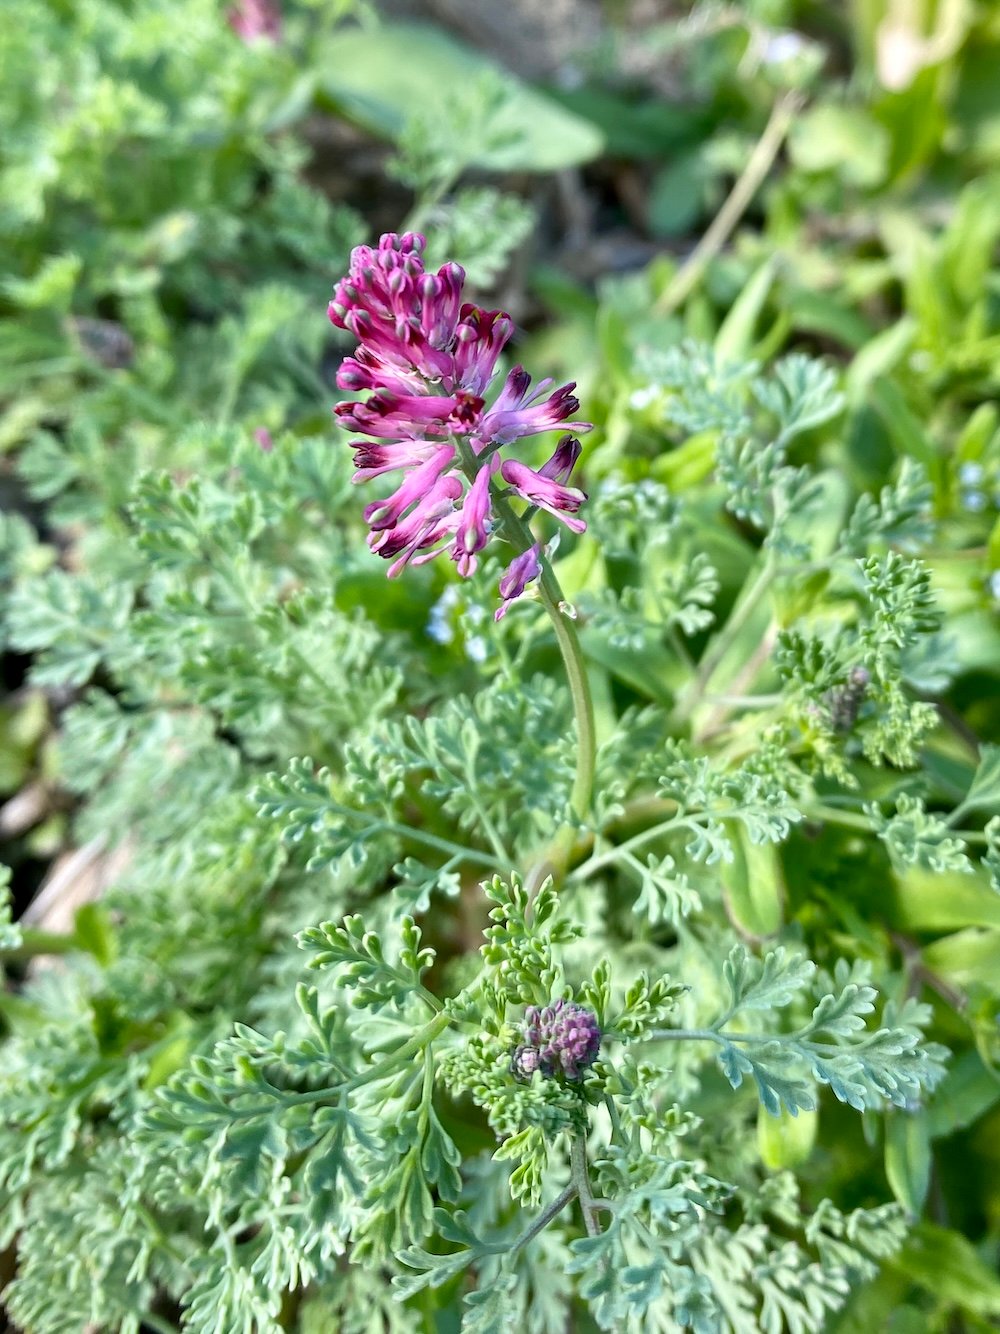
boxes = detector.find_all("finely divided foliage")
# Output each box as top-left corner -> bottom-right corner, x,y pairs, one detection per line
4,218 -> 973,1332
2,11 -> 997,1329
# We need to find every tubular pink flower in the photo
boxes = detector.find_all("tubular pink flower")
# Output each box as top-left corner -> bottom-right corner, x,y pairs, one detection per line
351,440 -> 442,484
373,477 -> 463,576
500,459 -> 587,533
452,458 -> 497,577
364,446 -> 456,532
336,389 -> 484,440
452,307 -> 514,394
495,544 -> 543,621
479,367 -> 590,446
228,0 -> 281,42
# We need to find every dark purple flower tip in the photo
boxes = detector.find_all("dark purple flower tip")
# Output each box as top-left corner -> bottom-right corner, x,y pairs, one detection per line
539,435 -> 582,485
505,366 -> 532,400
513,1000 -> 601,1081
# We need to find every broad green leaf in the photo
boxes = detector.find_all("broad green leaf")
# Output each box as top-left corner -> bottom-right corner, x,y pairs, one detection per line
891,1223 -> 1000,1319
884,1109 -> 930,1217
788,104 -> 890,187
926,1051 -> 1000,1140
318,24 -> 603,171
921,929 -> 1000,993
756,1102 -> 817,1169
958,745 -> 1000,817
714,258 -> 777,364
890,868 -> 1000,931
720,826 -> 784,939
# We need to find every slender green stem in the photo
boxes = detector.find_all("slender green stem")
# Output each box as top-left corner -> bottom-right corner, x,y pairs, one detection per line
373,818 -> 503,869
279,1010 -> 456,1106
449,436 -> 597,886
604,1092 -> 626,1148
804,803 -> 988,845
463,756 -> 513,866
540,566 -> 597,827
570,1131 -> 603,1237
654,91 -> 803,318
490,489 -> 596,830
508,1182 -> 579,1256
569,804 -> 732,882
1,927 -> 80,964
646,1027 -> 727,1044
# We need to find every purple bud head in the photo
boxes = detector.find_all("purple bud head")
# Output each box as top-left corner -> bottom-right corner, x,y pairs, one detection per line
512,1000 -> 601,1081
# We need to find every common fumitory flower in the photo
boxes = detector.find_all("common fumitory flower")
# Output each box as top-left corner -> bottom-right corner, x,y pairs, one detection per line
329,232 -> 589,611
495,543 -> 542,622
228,0 -> 281,42
512,1000 -> 602,1081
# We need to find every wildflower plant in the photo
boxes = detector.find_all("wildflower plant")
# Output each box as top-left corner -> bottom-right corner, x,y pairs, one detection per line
3,12 -> 1000,1326
7,230 -> 967,1334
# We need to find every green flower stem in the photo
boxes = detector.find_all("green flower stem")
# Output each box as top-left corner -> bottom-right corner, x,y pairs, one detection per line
0,927 -> 80,964
653,91 -> 803,318
490,489 -> 596,874
451,437 -> 596,885
508,1181 -> 579,1256
570,1130 -> 603,1238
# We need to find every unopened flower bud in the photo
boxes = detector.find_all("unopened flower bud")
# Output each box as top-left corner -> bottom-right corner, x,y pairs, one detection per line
512,1000 -> 601,1081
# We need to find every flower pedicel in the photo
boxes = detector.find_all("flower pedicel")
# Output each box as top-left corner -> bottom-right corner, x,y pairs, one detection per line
329,232 -> 589,618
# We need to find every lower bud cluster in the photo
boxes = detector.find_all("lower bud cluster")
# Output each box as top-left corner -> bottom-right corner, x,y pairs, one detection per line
511,1000 -> 602,1082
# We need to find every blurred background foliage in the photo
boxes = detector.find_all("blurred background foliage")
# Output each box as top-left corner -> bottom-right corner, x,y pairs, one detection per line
1,0 -> 999,1330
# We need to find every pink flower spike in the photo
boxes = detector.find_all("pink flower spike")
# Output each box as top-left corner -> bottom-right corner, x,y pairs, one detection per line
228,0 -> 281,42
500,459 -> 588,533
328,231 -> 589,601
495,543 -> 543,621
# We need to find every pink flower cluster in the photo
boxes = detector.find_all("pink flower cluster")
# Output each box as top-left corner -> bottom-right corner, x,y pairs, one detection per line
329,233 -> 589,618
228,0 -> 282,43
